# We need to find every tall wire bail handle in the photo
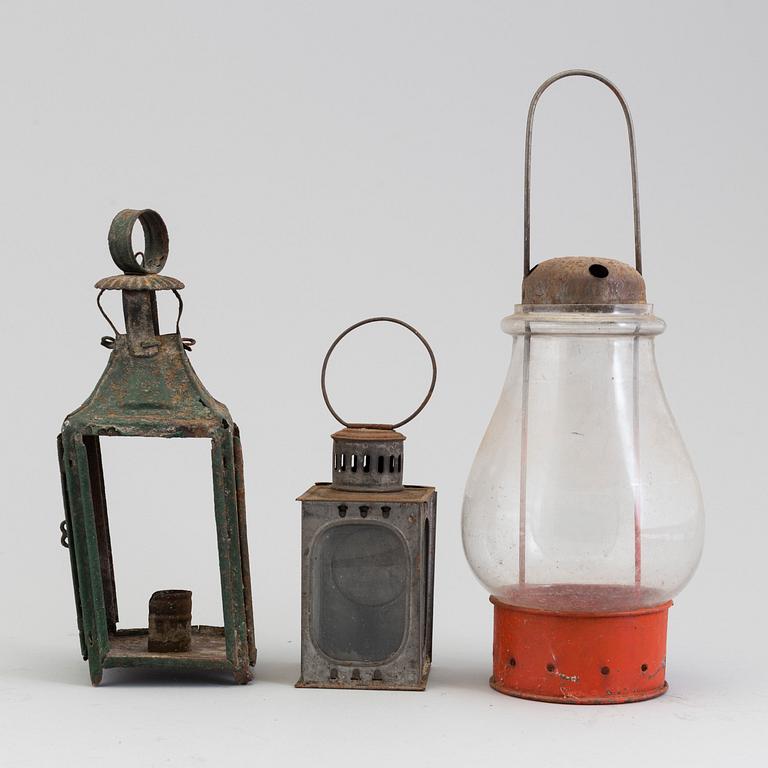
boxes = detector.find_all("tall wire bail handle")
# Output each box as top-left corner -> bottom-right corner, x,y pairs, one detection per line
320,317 -> 437,431
523,69 -> 642,277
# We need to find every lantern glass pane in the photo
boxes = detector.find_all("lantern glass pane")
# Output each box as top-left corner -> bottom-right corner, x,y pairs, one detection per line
462,305 -> 704,612
311,524 -> 408,662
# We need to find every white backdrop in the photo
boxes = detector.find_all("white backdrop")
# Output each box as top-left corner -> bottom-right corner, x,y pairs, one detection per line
1,1 -> 765,766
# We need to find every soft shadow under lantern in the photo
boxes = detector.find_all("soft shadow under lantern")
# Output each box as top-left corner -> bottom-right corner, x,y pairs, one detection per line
462,71 -> 704,704
57,209 -> 256,685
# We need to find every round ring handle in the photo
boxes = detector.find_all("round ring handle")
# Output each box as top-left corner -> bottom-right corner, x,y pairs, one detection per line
523,69 -> 642,276
108,208 -> 169,275
320,317 -> 437,430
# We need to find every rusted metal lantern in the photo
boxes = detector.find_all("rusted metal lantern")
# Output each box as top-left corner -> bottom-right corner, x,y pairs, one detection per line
297,317 -> 438,691
462,71 -> 704,703
57,209 -> 256,685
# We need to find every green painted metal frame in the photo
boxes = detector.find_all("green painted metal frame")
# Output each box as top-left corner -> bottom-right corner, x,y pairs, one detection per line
58,331 -> 256,685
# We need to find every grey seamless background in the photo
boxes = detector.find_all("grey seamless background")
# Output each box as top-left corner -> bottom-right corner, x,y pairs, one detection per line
1,1 -> 765,766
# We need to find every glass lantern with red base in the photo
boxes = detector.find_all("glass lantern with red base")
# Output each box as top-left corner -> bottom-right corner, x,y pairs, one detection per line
462,70 -> 704,704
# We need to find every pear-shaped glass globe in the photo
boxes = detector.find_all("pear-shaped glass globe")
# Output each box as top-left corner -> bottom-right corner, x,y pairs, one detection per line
462,304 -> 704,613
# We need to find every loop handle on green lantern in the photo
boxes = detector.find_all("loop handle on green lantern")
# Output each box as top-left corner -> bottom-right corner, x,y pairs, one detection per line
523,69 -> 642,277
108,208 -> 169,275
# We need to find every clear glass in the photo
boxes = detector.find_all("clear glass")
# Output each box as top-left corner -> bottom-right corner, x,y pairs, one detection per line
462,305 -> 704,612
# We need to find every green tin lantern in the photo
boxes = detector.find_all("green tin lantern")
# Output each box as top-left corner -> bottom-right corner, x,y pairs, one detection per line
57,209 -> 256,685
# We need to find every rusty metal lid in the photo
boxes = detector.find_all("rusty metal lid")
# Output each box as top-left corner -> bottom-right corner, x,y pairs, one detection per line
332,428 -> 406,442
522,257 -> 646,305
95,274 -> 185,291
521,71 -> 647,307
330,428 -> 407,492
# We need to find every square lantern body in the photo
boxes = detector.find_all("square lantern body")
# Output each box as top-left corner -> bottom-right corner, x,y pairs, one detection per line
297,430 -> 436,690
57,209 -> 256,685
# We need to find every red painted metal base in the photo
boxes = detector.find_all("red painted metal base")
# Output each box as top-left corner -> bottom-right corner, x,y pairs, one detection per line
490,597 -> 671,704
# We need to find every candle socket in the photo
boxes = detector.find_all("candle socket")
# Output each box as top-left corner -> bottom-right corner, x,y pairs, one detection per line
148,590 -> 192,653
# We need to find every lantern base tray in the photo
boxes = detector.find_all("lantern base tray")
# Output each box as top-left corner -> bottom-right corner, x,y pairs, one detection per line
101,625 -> 253,683
490,596 -> 671,704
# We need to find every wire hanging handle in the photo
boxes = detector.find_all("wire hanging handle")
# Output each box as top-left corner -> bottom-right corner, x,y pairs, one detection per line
320,317 -> 437,430
96,289 -> 119,338
523,69 -> 642,276
172,289 -> 196,351
95,287 -> 195,350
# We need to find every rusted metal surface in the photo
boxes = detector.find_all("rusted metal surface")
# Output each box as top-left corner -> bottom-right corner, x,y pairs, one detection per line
105,626 -> 231,669
108,208 -> 169,274
57,435 -> 87,660
490,597 -> 671,704
298,318 -> 438,691
332,428 -> 405,442
522,256 -> 646,305
331,428 -> 406,493
148,590 -> 193,653
233,427 -> 257,667
57,209 -> 255,685
298,483 -> 434,505
95,274 -> 184,291
84,435 -> 118,632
